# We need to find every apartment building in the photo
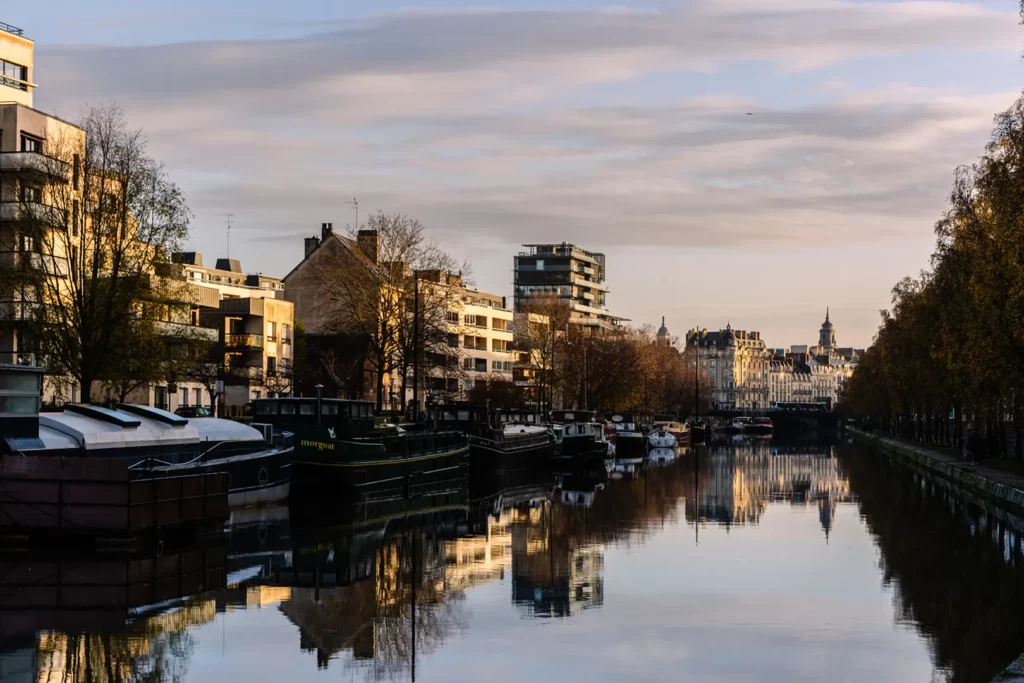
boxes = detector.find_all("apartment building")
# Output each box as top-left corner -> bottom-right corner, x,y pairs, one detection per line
441,284 -> 514,398
686,325 -> 770,411
170,252 -> 294,414
0,21 -> 83,373
513,243 -> 624,331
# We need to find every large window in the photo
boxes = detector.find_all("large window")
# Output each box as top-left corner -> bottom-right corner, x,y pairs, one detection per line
20,183 -> 41,203
20,134 -> 41,153
1,59 -> 27,91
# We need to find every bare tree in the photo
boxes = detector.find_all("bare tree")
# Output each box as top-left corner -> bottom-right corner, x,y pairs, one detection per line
512,295 -> 570,412
315,211 -> 467,411
0,104 -> 190,403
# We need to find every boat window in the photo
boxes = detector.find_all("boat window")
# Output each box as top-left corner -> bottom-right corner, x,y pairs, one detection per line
362,404 -> 372,418
299,404 -> 314,415
322,404 -> 338,415
457,410 -> 471,421
443,410 -> 457,421
280,404 -> 296,415
254,403 -> 277,415
0,373 -> 38,392
0,395 -> 37,414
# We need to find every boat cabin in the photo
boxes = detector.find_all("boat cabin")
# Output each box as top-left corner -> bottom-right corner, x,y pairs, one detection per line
550,410 -> 597,424
251,397 -> 376,439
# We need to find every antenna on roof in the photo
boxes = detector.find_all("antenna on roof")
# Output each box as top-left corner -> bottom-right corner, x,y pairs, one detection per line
345,198 -> 358,231
221,213 -> 235,258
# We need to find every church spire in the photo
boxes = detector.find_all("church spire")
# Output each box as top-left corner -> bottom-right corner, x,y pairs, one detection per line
826,306 -> 830,323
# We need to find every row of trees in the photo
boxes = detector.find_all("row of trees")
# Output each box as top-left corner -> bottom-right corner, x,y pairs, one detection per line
475,296 -> 711,417
843,93 -> 1024,458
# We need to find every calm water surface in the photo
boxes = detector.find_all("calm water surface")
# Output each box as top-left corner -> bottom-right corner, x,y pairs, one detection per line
4,439 -> 1024,683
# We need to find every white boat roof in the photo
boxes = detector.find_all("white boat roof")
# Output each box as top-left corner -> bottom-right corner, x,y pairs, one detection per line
504,423 -> 548,436
36,405 -> 262,452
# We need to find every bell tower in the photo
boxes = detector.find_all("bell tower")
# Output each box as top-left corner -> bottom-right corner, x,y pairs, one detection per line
818,308 -> 836,353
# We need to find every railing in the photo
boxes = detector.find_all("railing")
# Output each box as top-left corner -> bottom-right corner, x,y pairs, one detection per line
0,22 -> 23,36
266,334 -> 278,341
0,202 -> 68,226
224,333 -> 264,349
0,152 -> 70,179
228,366 -> 264,381
280,336 -> 292,344
0,251 -> 69,277
0,300 -> 47,321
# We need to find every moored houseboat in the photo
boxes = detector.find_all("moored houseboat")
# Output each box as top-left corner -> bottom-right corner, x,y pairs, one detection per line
253,397 -> 470,505
426,402 -> 558,474
610,414 -> 646,462
0,365 -> 292,516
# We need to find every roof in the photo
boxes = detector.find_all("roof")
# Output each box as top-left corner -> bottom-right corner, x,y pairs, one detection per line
32,405 -> 263,453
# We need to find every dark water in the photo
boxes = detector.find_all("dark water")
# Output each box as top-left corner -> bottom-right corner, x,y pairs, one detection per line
4,439 -> 1024,683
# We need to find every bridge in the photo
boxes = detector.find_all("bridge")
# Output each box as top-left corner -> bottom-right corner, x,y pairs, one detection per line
705,408 -> 839,435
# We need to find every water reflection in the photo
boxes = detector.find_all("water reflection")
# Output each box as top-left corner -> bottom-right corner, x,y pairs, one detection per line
6,440 -> 1024,682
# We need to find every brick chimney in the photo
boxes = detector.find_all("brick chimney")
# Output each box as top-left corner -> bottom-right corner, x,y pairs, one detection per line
357,229 -> 378,264
321,222 -> 334,240
304,236 -> 320,258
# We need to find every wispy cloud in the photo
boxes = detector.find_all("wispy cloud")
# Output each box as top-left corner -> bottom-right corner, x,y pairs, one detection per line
29,0 -> 1022,342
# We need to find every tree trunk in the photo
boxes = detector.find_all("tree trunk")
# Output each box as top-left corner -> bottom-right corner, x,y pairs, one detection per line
375,357 -> 386,412
79,373 -> 94,404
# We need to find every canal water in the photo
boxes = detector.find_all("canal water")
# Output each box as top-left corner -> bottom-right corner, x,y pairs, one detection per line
4,439 -> 1024,683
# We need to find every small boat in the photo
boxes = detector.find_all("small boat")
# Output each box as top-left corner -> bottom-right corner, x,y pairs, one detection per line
254,397 -> 469,503
730,417 -> 753,433
688,421 -> 708,444
647,428 -> 677,449
609,414 -> 646,462
550,410 -> 614,473
746,416 -> 774,435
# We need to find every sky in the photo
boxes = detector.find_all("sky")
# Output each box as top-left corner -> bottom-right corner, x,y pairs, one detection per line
8,0 -> 1024,348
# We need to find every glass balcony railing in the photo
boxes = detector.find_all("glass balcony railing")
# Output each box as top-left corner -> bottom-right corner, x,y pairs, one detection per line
225,333 -> 264,349
0,152 -> 70,179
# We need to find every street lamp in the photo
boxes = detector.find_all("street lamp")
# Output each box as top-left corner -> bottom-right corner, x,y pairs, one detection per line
315,384 -> 324,425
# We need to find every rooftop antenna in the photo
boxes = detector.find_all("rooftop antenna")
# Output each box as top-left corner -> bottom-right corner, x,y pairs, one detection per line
345,198 -> 358,231
221,213 -> 235,258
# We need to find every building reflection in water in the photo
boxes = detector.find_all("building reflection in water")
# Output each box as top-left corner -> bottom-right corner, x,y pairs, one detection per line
688,439 -> 854,537
13,440 -> 1024,683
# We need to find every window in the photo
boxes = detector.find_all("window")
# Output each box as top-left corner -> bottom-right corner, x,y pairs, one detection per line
474,359 -> 487,373
72,154 -> 80,188
463,357 -> 472,370
20,183 -> 41,203
447,333 -> 459,348
181,387 -> 189,406
1,60 -> 27,91
20,134 -> 41,153
194,388 -> 202,406
71,200 -> 79,236
447,311 -> 459,324
267,321 -> 277,340
267,356 -> 277,375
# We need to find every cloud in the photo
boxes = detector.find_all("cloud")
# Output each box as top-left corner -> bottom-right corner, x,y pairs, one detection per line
28,0 -> 1021,317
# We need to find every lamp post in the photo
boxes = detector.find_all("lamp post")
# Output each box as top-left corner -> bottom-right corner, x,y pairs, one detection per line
315,384 -> 324,425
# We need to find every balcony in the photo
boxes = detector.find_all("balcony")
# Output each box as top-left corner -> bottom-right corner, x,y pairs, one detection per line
0,251 -> 69,277
0,300 -> 46,321
155,320 -> 219,342
281,335 -> 292,345
0,152 -> 70,180
227,366 -> 264,384
225,333 -> 264,349
0,202 -> 67,227
0,21 -> 24,36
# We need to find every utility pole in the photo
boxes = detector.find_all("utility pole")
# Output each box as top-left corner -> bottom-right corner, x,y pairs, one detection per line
221,214 -> 234,258
345,198 -> 358,231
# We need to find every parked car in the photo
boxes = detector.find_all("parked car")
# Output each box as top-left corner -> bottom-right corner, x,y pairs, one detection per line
175,406 -> 212,418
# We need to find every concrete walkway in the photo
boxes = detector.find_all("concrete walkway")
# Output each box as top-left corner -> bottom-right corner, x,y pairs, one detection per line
851,430 -> 1024,517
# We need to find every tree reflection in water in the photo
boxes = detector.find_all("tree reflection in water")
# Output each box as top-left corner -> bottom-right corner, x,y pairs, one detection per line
841,443 -> 1024,683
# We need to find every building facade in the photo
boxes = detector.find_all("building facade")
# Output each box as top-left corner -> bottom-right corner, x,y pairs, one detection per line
769,310 -> 862,409
686,325 -> 769,411
169,252 -> 294,415
0,22 -> 84,374
443,284 -> 513,398
513,243 -> 624,331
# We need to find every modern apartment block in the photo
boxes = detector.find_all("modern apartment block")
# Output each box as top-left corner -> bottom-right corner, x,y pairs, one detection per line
513,243 -> 624,331
169,252 -> 294,414
0,21 -> 83,381
445,284 -> 513,397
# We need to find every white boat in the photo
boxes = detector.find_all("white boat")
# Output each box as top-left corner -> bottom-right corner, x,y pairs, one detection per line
731,417 -> 753,432
647,428 -> 677,449
647,447 -> 678,466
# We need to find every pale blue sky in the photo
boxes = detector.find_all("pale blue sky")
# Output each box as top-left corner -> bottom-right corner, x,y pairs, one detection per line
6,0 -> 1023,346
